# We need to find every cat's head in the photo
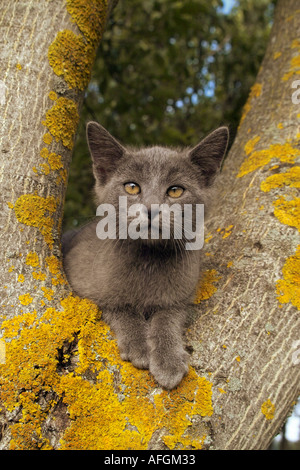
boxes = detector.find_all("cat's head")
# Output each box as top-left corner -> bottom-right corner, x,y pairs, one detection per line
86,122 -> 229,248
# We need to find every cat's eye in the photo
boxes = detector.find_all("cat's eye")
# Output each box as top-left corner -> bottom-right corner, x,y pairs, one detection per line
167,186 -> 184,198
124,182 -> 141,195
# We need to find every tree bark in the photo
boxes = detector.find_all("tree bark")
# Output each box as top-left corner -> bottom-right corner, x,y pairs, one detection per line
0,0 -> 299,450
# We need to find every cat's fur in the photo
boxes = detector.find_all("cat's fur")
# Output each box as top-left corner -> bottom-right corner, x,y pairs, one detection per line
62,122 -> 229,389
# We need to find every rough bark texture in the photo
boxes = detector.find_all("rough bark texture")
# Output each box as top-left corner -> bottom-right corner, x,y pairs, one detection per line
193,0 -> 300,449
0,0 -> 299,451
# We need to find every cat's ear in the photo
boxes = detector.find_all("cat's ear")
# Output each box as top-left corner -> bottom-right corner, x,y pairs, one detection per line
189,127 -> 229,186
86,121 -> 125,184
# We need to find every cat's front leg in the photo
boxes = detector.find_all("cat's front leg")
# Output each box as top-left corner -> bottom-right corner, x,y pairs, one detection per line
103,308 -> 149,369
147,308 -> 189,389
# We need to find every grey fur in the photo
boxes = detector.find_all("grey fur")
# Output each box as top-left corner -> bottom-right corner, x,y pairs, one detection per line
63,122 -> 229,389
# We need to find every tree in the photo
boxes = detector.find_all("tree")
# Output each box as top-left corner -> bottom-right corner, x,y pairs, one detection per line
0,0 -> 299,450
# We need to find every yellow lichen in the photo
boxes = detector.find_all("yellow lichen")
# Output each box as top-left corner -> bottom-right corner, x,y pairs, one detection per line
237,142 -> 300,178
239,83 -> 262,126
18,274 -> 25,283
48,91 -> 57,101
66,0 -> 108,45
276,245 -> 300,310
0,294 -> 213,450
40,148 -> 49,159
46,256 -> 67,285
40,148 -> 63,173
260,166 -> 300,192
43,133 -> 53,145
42,97 -> 79,150
47,152 -> 63,171
19,294 -> 33,306
261,399 -> 275,420
282,38 -> 300,81
40,162 -> 50,175
48,30 -> 95,90
273,196 -> 300,232
26,252 -> 40,268
194,270 -> 221,304
244,135 -> 261,156
255,149 -> 300,311
41,287 -> 54,301
14,195 -> 58,248
32,271 -> 47,281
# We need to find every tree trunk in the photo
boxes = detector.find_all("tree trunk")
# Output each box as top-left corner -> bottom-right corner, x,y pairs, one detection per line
0,0 -> 299,450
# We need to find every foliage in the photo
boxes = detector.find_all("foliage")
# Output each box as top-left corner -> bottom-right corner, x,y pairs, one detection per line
64,0 -> 276,229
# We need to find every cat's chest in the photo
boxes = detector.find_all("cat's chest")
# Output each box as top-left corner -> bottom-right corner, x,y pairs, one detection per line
103,248 -> 199,307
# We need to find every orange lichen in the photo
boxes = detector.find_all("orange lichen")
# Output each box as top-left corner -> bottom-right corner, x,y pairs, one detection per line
42,97 -> 79,150
261,399 -> 275,420
194,270 -> 221,304
14,195 -> 58,248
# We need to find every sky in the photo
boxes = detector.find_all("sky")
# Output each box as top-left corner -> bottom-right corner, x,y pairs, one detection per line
221,0 -> 236,14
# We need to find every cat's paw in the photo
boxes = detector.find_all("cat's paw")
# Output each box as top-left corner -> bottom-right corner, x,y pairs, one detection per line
149,348 -> 189,390
119,341 -> 149,369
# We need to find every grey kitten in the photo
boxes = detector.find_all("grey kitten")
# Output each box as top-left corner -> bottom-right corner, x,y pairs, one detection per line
62,122 -> 228,389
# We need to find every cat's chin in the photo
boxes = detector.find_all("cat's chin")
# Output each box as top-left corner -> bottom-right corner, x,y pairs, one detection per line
131,236 -> 184,253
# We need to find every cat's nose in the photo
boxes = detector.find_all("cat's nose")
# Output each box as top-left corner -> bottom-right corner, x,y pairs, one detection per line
147,207 -> 160,222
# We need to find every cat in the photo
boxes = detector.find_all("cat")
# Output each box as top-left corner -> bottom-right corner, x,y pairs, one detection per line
62,122 -> 229,389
